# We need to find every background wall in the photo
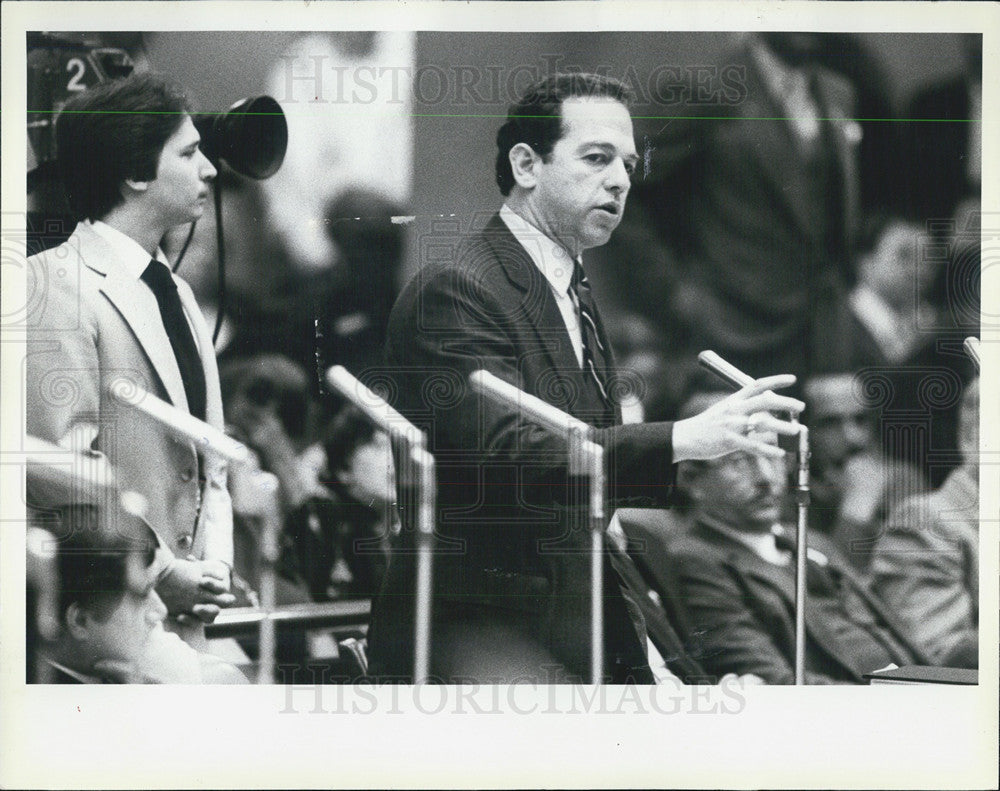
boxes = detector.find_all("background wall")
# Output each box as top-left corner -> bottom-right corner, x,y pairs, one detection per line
139,30 -> 971,280
409,31 -> 969,277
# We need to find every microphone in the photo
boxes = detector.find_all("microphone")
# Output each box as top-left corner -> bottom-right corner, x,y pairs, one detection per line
108,378 -> 251,465
324,365 -> 435,683
469,369 -> 594,440
697,350 -> 755,390
963,336 -> 981,372
325,365 -> 426,448
696,351 -> 810,684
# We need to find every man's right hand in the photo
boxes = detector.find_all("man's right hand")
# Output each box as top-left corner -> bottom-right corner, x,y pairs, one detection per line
156,557 -> 236,623
671,375 -> 805,462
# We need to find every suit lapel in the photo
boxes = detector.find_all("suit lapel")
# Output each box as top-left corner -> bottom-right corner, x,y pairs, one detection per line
697,523 -> 865,680
76,224 -> 190,412
480,215 -> 589,417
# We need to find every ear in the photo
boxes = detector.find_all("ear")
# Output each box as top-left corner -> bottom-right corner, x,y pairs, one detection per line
508,143 -> 540,190
64,602 -> 91,642
122,178 -> 150,196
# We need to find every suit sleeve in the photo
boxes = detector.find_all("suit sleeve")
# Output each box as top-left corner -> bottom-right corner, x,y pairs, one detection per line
673,547 -> 842,684
25,260 -> 101,447
870,498 -> 976,664
384,263 -> 677,510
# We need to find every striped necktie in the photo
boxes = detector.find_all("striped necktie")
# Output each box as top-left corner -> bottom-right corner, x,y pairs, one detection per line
570,260 -> 611,407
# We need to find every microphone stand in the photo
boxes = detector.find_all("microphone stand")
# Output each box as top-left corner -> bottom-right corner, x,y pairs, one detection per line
469,370 -> 605,685
325,366 -> 435,683
106,379 -> 288,683
697,351 -> 810,686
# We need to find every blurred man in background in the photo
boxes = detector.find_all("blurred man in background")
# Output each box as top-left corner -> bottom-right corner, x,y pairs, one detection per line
871,378 -> 980,668
804,373 -> 928,571
36,503 -> 245,684
590,31 -> 863,390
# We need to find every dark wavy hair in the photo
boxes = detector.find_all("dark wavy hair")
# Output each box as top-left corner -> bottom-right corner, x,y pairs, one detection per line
56,72 -> 191,221
49,503 -> 157,622
494,72 -> 634,196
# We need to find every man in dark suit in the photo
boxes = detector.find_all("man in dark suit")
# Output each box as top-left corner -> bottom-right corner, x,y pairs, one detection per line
366,73 -> 805,683
632,392 -> 931,684
588,32 -> 862,386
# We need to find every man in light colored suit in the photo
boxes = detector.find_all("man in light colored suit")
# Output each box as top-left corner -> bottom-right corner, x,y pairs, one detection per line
871,378 -> 980,668
26,73 -> 234,641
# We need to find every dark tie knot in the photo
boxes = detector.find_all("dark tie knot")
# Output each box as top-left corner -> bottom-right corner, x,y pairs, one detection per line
141,260 -> 178,295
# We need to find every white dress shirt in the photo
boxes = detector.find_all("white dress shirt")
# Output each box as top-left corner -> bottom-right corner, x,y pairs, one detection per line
87,219 -> 169,277
499,204 -> 584,368
87,220 -> 201,340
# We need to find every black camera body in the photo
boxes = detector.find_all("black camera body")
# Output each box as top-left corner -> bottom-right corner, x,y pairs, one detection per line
27,32 -> 134,174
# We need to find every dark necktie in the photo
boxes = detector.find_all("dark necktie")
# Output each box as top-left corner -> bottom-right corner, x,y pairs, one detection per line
570,260 -> 612,409
141,260 -> 207,421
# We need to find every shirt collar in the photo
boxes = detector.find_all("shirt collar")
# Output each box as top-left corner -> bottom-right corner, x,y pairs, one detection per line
944,465 -> 979,507
699,512 -> 791,566
499,204 -> 576,298
87,219 -> 169,280
42,655 -> 103,684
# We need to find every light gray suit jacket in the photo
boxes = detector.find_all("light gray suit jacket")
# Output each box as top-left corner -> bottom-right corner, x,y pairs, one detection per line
26,222 -> 232,565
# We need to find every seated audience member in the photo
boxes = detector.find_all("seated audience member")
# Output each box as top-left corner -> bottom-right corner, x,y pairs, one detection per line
871,378 -> 980,668
849,213 -> 940,366
845,214 -> 972,488
317,189 -> 406,380
36,502 -> 246,684
805,373 -> 927,571
321,405 -> 397,600
221,357 -> 392,602
642,391 -> 930,684
220,354 -> 330,605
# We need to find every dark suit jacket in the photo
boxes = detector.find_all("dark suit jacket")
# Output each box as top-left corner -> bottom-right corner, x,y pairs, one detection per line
666,518 -> 931,684
366,214 -> 680,682
902,76 -> 976,222
606,517 -> 707,683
